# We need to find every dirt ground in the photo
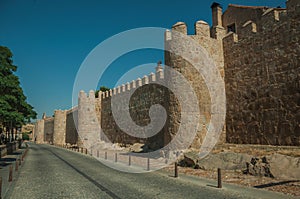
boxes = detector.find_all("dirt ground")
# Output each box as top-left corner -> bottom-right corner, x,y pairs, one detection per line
164,144 -> 300,197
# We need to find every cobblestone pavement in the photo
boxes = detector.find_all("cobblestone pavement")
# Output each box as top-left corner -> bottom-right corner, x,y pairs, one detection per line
5,143 -> 293,199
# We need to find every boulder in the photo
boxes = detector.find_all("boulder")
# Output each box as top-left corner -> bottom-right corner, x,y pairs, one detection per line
179,151 -> 252,170
244,157 -> 274,178
129,143 -> 144,153
268,153 -> 300,179
244,153 -> 300,179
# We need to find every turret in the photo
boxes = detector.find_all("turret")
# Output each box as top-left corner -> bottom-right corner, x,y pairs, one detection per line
211,2 -> 226,39
211,2 -> 223,27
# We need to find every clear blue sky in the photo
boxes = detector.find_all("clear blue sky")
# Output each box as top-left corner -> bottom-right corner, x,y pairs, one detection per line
0,0 -> 285,119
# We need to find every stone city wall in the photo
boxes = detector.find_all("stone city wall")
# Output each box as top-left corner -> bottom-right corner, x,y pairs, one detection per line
100,69 -> 168,150
223,1 -> 300,145
35,0 -> 299,147
34,107 -> 79,146
44,118 -> 54,143
66,108 -> 79,145
34,119 -> 44,144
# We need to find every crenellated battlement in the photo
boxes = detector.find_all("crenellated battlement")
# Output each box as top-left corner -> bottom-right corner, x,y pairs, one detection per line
168,20 -> 217,40
99,64 -> 164,99
223,31 -> 238,44
66,106 -> 78,114
222,1 -> 298,45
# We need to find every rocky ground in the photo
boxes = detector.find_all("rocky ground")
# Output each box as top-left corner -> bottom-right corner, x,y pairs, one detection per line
163,144 -> 300,197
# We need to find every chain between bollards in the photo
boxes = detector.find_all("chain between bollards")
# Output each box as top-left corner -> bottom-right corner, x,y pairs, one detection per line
217,168 -> 222,188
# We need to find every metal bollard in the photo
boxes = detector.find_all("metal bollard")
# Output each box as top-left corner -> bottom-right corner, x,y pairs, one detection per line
81,147 -> 83,153
115,153 -> 118,162
85,148 -> 87,154
97,150 -> 99,158
128,155 -> 131,166
0,176 -> 2,199
147,158 -> 150,171
174,162 -> 178,178
77,147 -> 79,152
105,152 -> 107,160
19,158 -> 21,166
217,168 -> 222,188
8,165 -> 12,182
15,160 -> 18,171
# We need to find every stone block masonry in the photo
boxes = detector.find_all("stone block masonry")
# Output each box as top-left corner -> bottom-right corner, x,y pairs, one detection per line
223,0 -> 300,145
44,117 -> 54,143
53,110 -> 67,145
35,0 -> 299,148
165,19 -> 227,149
34,108 -> 80,146
66,108 -> 78,145
100,69 -> 168,150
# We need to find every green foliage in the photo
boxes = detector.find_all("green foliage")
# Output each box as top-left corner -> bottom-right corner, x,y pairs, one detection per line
22,132 -> 30,140
0,46 -> 37,130
95,86 -> 110,97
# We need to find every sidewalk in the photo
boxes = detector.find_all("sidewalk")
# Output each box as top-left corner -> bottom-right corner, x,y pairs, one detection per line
0,142 -> 27,199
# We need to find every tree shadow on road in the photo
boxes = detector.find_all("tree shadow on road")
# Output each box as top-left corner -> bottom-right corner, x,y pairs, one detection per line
254,180 -> 300,189
0,157 -> 16,167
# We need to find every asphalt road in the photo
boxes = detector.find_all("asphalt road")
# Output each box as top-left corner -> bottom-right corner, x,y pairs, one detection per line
5,143 -> 290,199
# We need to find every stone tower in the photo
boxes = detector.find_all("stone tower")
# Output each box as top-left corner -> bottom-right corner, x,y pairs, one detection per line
53,110 -> 67,145
164,16 -> 226,149
78,90 -> 101,149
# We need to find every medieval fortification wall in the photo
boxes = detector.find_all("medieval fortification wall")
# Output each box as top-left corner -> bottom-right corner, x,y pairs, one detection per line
223,0 -> 300,145
34,0 -> 299,148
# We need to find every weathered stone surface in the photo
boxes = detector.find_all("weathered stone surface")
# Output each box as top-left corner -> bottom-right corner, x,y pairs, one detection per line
223,1 -> 300,146
129,143 -> 145,153
66,109 -> 78,145
244,157 -> 274,178
53,110 -> 67,145
179,151 -> 252,170
101,83 -> 169,151
268,153 -> 300,179
244,153 -> 300,179
44,118 -> 54,144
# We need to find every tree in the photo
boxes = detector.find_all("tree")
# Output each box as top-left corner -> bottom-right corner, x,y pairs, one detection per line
95,86 -> 110,98
0,46 -> 37,143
